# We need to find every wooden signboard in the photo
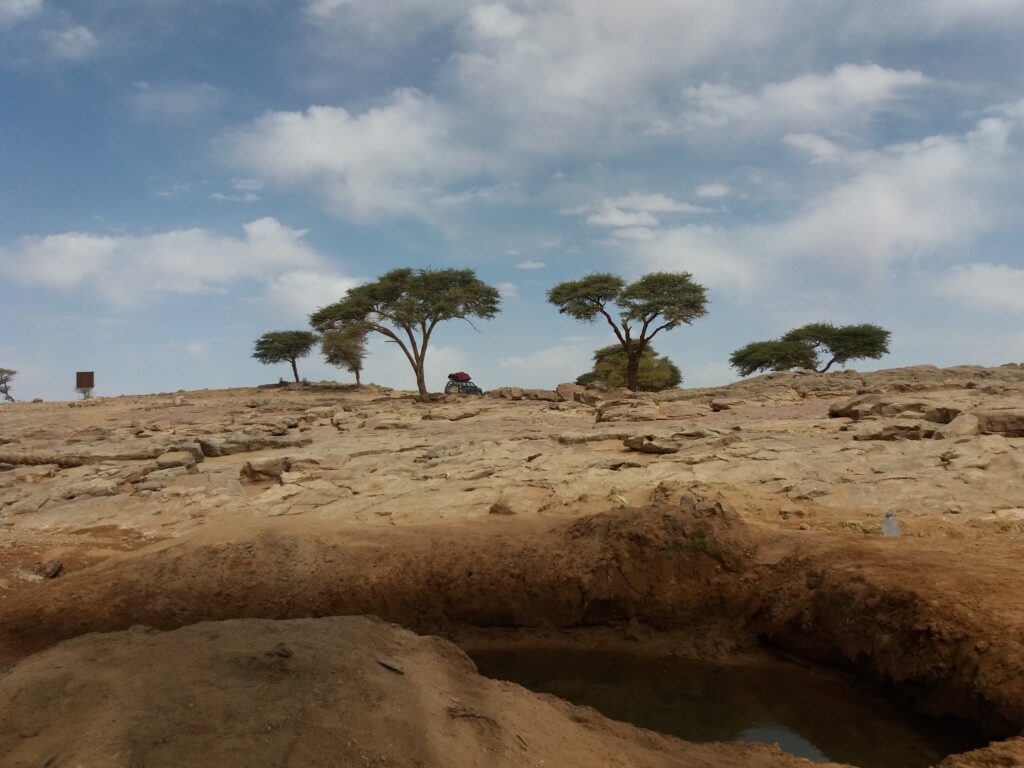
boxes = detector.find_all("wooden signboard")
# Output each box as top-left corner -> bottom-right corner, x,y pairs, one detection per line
76,371 -> 95,390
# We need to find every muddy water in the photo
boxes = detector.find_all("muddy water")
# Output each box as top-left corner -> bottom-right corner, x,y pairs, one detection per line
471,650 -> 985,768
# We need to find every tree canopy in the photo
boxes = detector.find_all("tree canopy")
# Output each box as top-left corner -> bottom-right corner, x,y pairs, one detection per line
310,268 -> 500,402
547,271 -> 707,391
252,330 -> 319,383
730,323 -> 891,377
576,344 -> 682,391
321,327 -> 367,387
0,368 -> 15,403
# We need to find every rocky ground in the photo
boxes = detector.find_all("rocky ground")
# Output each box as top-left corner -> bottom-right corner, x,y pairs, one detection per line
2,364 -> 1024,767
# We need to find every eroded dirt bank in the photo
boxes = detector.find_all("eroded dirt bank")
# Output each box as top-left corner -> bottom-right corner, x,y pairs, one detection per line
3,500 -> 1023,743
2,615 -> 834,768
4,364 -> 1024,766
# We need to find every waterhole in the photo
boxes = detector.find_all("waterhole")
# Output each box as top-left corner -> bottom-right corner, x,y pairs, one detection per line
471,649 -> 986,768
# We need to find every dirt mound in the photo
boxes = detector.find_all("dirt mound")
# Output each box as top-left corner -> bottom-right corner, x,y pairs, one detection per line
3,502 -> 1024,740
0,615 -> 826,768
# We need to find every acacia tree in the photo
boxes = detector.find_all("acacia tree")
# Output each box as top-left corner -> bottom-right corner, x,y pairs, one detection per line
321,327 -> 367,386
252,330 -> 319,383
0,368 -> 15,403
730,322 -> 891,377
548,272 -> 708,391
576,344 -> 682,391
310,268 -> 500,403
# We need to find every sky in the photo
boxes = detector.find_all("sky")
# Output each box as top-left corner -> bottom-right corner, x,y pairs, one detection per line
2,0 -> 1023,401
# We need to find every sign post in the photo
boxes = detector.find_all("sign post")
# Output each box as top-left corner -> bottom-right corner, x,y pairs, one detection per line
75,371 -> 95,400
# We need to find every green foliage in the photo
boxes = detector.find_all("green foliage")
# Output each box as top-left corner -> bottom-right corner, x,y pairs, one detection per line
547,271 -> 708,391
730,322 -> 891,377
311,268 -> 500,401
0,368 -> 15,402
729,340 -> 817,377
321,327 -> 367,386
576,344 -> 682,391
252,330 -> 319,383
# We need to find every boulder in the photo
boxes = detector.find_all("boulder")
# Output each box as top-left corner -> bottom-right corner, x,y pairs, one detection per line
974,409 -> 1024,437
198,434 -> 312,457
710,397 -> 744,412
523,388 -> 560,402
557,431 -> 633,445
156,451 -> 197,469
488,387 -> 525,401
933,413 -> 980,439
622,434 -> 681,454
595,399 -> 660,423
241,456 -> 292,483
555,383 -> 584,402
852,419 -> 936,441
61,479 -> 120,499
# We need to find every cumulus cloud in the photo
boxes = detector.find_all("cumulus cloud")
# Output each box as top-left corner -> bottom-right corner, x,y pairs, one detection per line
632,113 -> 1023,292
211,178 -> 264,203
515,260 -> 546,269
44,25 -> 98,61
496,281 -> 519,299
696,183 -> 731,198
223,89 -> 485,219
265,269 -> 362,319
132,82 -> 223,121
2,218 -> 334,308
0,0 -> 42,26
675,63 -> 928,133
934,264 -> 1024,314
469,3 -> 527,39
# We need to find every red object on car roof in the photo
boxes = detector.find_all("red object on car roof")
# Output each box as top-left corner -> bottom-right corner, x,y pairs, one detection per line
448,371 -> 472,382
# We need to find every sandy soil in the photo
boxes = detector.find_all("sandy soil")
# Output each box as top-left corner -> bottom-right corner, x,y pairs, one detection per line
2,366 -> 1024,766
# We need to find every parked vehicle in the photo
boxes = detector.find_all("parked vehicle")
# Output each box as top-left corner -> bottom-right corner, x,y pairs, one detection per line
445,372 -> 484,395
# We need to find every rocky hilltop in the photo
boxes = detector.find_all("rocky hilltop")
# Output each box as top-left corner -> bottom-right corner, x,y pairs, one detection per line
2,364 -> 1024,767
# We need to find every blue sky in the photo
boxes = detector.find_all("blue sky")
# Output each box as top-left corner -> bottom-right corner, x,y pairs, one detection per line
2,0 -> 1023,401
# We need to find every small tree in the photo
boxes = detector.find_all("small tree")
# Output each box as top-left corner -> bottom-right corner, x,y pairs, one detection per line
0,368 -> 15,403
548,272 -> 707,391
253,330 -> 319,383
730,323 -> 891,377
311,268 -> 500,402
577,344 -> 682,391
322,327 -> 367,386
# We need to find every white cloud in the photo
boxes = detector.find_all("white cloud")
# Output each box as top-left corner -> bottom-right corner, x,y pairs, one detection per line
783,133 -> 852,163
210,179 -> 264,204
0,0 -> 42,26
497,339 -> 597,386
695,183 -> 731,198
515,260 -> 546,269
469,3 -> 527,39
496,281 -> 519,299
605,193 -> 710,213
265,269 -> 362,320
587,208 -> 660,228
633,113 -> 1023,293
184,339 -> 210,356
132,82 -> 223,121
3,218 -> 331,308
44,25 -> 98,61
934,264 -> 1024,314
677,63 -> 928,132
223,89 -> 485,219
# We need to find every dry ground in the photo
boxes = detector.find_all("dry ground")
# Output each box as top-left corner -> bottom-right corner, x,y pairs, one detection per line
2,365 -> 1024,766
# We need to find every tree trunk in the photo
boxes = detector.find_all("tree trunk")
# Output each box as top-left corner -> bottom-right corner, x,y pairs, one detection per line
291,359 -> 300,383
817,357 -> 837,374
355,368 -> 362,387
625,350 -> 641,391
414,364 -> 430,402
